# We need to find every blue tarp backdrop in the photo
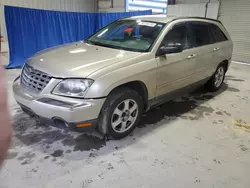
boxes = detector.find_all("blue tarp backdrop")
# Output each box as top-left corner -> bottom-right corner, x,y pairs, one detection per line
4,6 -> 152,68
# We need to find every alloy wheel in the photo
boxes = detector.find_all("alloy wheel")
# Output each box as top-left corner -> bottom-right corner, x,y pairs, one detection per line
214,66 -> 225,88
111,99 -> 139,133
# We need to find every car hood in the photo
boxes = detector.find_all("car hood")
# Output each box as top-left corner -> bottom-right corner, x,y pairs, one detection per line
27,41 -> 141,78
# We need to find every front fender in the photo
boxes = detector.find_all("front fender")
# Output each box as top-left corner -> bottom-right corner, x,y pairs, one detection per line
85,58 -> 158,99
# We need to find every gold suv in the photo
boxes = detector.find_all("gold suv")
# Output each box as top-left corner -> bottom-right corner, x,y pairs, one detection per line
13,15 -> 233,139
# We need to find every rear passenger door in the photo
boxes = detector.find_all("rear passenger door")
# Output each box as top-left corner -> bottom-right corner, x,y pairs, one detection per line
188,22 -> 217,81
209,24 -> 229,69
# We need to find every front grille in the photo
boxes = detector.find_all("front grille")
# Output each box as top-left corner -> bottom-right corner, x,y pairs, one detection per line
21,64 -> 52,93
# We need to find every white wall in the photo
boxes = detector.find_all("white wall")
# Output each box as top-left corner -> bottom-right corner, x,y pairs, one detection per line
167,1 -> 220,19
176,0 -> 218,3
0,0 -> 96,12
127,0 -> 167,14
0,0 -> 96,40
97,0 -> 220,13
98,0 -> 125,12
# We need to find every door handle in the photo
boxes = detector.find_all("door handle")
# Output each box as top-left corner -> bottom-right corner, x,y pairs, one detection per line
213,47 -> 219,52
188,54 -> 196,59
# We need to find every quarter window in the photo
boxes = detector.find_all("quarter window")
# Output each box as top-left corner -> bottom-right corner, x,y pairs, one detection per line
210,24 -> 228,42
189,22 -> 213,47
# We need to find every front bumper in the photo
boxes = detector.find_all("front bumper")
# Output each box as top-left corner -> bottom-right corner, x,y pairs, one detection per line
13,79 -> 105,129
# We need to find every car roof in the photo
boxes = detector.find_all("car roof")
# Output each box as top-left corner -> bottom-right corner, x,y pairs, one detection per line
123,15 -> 221,24
123,15 -> 175,23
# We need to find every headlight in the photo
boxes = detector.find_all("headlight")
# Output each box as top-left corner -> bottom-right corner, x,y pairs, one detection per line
52,79 -> 94,98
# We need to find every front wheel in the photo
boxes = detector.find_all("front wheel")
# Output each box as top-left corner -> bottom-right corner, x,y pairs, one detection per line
206,64 -> 226,92
97,87 -> 143,140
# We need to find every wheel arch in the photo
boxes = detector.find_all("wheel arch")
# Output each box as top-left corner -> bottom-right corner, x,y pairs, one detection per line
220,59 -> 229,72
106,80 -> 149,110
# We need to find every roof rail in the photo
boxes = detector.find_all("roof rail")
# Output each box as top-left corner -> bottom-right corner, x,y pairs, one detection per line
172,17 -> 222,24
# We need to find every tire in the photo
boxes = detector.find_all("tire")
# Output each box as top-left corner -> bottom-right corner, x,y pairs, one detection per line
206,63 -> 226,92
97,87 -> 144,140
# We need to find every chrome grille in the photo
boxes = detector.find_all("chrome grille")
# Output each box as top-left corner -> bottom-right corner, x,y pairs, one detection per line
21,64 -> 52,93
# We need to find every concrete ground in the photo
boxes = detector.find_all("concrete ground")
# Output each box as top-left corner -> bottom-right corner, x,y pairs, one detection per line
1,62 -> 250,188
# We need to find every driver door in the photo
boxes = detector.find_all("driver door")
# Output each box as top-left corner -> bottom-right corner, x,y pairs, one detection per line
155,23 -> 197,97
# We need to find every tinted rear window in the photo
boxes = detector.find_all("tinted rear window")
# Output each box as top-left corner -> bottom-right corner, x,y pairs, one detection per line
210,24 -> 228,43
189,22 -> 214,47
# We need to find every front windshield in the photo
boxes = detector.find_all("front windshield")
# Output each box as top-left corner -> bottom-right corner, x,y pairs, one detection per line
87,20 -> 165,52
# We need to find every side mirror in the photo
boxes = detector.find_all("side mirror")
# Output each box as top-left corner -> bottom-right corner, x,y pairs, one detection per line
157,43 -> 183,56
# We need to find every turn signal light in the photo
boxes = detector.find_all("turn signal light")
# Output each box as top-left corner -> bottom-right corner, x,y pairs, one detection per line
77,122 -> 92,128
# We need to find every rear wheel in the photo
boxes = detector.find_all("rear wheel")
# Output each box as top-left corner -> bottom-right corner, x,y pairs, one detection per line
206,64 -> 226,92
97,87 -> 143,140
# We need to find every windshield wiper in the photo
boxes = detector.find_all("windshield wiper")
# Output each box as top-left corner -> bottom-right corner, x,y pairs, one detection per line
85,40 -> 145,52
85,40 -> 93,44
85,40 -> 110,48
86,40 -> 122,50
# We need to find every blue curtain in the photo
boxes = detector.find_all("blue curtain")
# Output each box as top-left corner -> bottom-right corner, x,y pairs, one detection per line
5,5 -> 152,69
5,6 -> 96,68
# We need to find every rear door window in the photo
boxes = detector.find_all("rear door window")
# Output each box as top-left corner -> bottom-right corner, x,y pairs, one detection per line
189,22 -> 214,47
209,24 -> 228,43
